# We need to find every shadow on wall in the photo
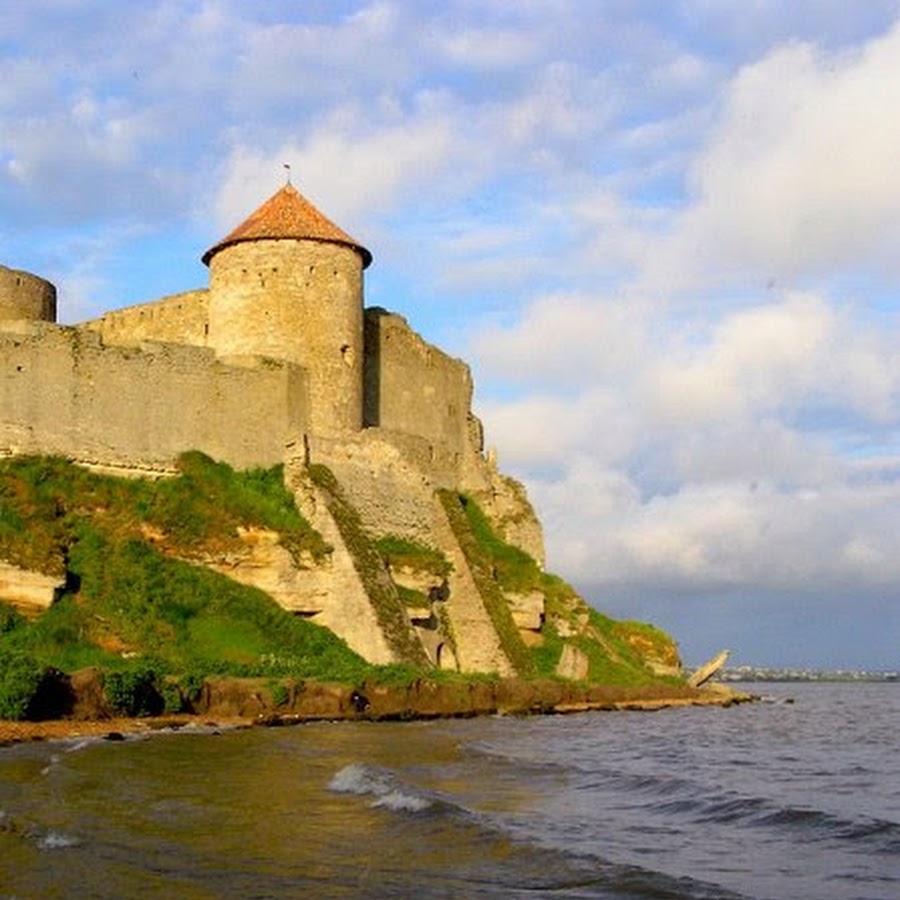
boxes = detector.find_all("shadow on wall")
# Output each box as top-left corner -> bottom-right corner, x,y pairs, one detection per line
363,307 -> 386,428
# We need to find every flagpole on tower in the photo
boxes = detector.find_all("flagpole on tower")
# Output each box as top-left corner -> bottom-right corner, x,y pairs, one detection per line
283,163 -> 292,185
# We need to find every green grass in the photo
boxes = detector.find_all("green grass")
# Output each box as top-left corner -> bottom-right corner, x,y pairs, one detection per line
0,454 -> 369,687
139,451 -> 332,562
456,492 -> 540,593
0,452 -> 330,576
611,619 -> 681,667
579,609 -> 677,686
1,525 -> 371,683
187,617 -> 268,665
0,644 -> 46,720
438,490 -> 535,677
396,585 -> 430,609
531,620 -> 565,677
374,534 -> 452,578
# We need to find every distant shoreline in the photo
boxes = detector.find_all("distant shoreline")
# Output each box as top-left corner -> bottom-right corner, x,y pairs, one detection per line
0,677 -> 754,748
719,671 -> 898,683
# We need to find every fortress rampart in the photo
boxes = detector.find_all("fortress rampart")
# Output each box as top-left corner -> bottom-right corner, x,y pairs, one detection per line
0,187 -> 484,482
0,325 -> 308,473
82,289 -> 210,349
364,308 -> 473,461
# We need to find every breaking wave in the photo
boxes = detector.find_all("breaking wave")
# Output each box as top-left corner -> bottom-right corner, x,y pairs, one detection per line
328,763 -> 434,813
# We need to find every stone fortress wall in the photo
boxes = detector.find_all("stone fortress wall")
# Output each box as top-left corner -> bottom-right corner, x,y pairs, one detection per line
80,294 -> 478,486
0,245 -> 477,483
0,323 -> 309,474
83,289 -> 210,349
364,307 -> 473,459
0,264 -> 56,324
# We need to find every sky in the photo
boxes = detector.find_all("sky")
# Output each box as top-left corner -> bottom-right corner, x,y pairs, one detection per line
2,1 -> 900,669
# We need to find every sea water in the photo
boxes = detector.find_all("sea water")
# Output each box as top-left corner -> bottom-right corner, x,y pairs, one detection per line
0,682 -> 897,899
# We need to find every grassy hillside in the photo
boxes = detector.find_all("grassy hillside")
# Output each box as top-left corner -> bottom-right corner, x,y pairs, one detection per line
0,454 -> 682,720
438,491 -> 679,686
0,454 -> 372,717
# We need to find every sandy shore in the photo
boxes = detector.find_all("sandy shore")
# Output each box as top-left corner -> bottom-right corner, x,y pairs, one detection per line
0,715 -> 255,748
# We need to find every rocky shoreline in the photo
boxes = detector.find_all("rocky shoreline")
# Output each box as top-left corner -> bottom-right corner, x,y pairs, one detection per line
0,676 -> 754,748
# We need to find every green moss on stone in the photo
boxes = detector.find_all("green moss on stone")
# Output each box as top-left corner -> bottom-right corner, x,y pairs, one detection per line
374,534 -> 452,578
437,490 -> 535,677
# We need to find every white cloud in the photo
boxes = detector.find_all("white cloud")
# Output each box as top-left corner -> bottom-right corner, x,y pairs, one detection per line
648,22 -> 900,290
436,27 -> 540,68
533,466 -> 900,593
641,293 -> 831,423
473,293 -> 648,385
479,387 -> 636,469
213,107 -> 461,233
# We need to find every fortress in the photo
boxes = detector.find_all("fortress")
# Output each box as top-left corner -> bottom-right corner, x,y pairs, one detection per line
0,183 -> 562,675
0,184 -> 495,486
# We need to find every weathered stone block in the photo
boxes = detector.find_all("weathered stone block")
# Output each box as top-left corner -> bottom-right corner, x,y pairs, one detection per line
505,590 -> 545,631
0,561 -> 63,615
555,644 -> 590,681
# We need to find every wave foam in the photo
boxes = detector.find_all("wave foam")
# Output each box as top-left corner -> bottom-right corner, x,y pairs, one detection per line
329,764 -> 432,813
37,832 -> 78,851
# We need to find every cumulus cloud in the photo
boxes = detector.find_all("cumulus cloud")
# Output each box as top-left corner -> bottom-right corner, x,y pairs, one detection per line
473,292 -> 648,385
531,459 -> 900,595
478,387 -> 637,470
641,294 -> 870,424
457,15 -> 900,625
647,21 -> 900,291
479,284 -> 900,595
213,108 -> 461,233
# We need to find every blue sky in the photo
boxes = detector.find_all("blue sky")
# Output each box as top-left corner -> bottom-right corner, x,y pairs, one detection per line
3,1 -> 900,668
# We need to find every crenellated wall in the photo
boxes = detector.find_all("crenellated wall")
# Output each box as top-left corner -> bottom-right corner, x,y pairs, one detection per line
80,289 -> 210,349
364,308 -> 473,464
0,324 -> 309,473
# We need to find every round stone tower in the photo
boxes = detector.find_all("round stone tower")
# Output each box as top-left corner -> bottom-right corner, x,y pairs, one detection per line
0,264 -> 57,324
203,184 -> 371,435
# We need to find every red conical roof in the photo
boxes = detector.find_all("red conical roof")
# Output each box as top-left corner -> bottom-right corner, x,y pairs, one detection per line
202,183 -> 372,268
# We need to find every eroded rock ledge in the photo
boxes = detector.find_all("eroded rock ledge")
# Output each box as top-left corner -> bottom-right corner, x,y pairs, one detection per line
232,677 -> 754,723
0,673 -> 753,748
